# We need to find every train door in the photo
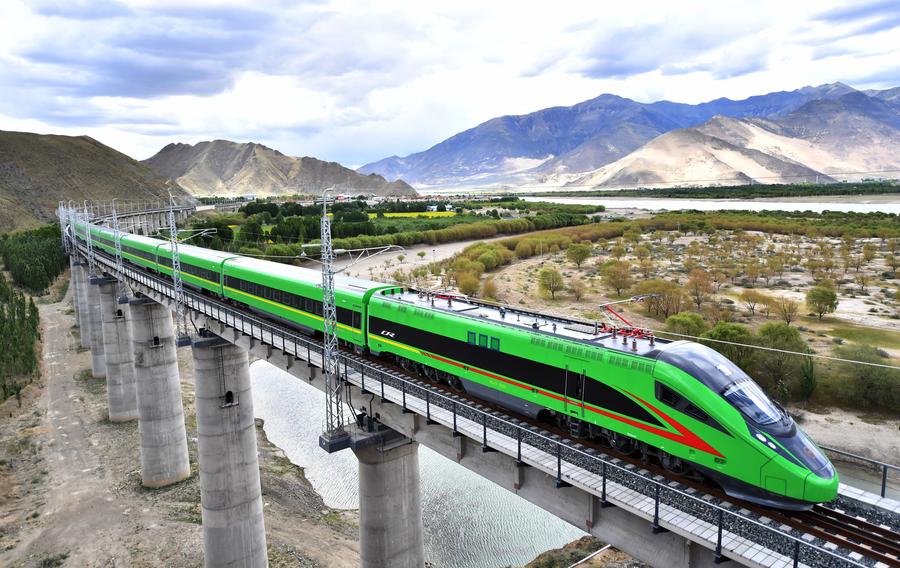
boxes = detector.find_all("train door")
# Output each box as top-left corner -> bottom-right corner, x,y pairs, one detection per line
563,367 -> 587,417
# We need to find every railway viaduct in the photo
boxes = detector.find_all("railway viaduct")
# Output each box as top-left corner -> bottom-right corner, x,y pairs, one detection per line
61,201 -> 899,568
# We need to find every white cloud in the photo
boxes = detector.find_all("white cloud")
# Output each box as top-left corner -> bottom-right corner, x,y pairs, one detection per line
0,0 -> 897,164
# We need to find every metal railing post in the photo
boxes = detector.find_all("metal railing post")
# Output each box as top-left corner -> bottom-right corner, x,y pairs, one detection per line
452,401 -> 459,437
714,509 -> 728,564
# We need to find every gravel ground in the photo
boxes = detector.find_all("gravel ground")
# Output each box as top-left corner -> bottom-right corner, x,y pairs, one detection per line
0,272 -> 359,567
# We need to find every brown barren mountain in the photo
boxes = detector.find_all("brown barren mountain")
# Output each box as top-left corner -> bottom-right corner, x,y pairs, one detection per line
143,140 -> 417,197
0,130 -> 190,233
570,93 -> 900,189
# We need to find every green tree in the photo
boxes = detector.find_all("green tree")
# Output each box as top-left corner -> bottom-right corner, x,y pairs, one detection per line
832,345 -> 900,411
700,322 -> 755,370
601,260 -> 633,296
566,243 -> 592,267
239,217 -> 264,245
664,312 -> 708,339
754,322 -> 810,401
538,268 -> 565,299
805,285 -> 838,320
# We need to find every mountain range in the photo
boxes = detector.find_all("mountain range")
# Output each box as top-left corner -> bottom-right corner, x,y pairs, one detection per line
358,83 -> 900,189
0,130 -> 190,233
143,140 -> 416,198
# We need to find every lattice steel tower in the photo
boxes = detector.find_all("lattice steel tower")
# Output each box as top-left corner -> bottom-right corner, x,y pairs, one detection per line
318,190 -> 351,452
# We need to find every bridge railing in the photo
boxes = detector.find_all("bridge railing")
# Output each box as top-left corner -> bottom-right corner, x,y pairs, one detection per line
74,241 -> 868,568
821,446 -> 899,498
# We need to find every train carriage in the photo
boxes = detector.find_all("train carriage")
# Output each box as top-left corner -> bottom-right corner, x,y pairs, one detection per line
154,242 -> 234,295
221,256 -> 398,347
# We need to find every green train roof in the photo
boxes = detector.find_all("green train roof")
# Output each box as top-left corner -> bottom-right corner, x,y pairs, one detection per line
223,256 -> 391,295
377,289 -> 672,358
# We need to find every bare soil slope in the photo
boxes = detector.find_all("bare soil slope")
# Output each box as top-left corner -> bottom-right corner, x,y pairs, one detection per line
144,140 -> 416,197
0,130 -> 189,232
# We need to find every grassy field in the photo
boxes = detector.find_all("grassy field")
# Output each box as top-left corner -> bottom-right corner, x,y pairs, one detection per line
825,322 -> 900,350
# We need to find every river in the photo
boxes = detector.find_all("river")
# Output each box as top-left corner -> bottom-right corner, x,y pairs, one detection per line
523,195 -> 900,214
250,360 -> 586,568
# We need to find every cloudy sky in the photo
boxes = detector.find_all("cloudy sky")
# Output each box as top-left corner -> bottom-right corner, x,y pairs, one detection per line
1,0 -> 898,166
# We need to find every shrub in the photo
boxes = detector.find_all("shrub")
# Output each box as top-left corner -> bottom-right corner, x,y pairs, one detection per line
664,312 -> 708,339
482,278 -> 498,299
831,345 -> 900,412
457,272 -> 480,296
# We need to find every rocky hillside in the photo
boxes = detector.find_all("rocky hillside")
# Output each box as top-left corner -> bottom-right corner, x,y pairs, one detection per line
358,83 -> 872,187
0,130 -> 189,233
570,92 -> 900,189
144,140 -> 416,197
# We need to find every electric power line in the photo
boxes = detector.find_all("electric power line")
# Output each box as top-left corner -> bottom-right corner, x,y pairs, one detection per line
644,327 -> 900,371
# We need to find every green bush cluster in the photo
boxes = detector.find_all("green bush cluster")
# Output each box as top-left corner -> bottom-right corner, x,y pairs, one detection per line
531,180 -> 900,200
0,225 -> 66,294
641,210 -> 900,239
0,274 -> 40,402
333,214 -> 585,251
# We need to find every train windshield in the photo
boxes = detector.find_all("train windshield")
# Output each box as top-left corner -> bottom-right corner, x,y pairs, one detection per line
722,379 -> 782,425
656,342 -> 784,425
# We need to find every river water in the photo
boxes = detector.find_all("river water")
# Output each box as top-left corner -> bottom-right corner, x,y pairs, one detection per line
524,196 -> 900,214
250,360 -> 586,568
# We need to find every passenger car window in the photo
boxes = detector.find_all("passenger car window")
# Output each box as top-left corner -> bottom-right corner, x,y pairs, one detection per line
467,332 -> 476,345
478,334 -> 488,348
490,337 -> 500,351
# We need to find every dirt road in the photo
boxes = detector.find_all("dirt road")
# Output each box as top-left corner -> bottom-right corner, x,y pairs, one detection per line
0,274 -> 359,567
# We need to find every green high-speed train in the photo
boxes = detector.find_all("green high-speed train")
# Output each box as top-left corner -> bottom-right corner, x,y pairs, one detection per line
72,220 -> 838,510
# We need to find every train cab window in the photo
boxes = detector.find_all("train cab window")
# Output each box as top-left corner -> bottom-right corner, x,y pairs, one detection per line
490,337 -> 500,351
656,381 -> 712,425
478,334 -> 488,348
467,332 -> 476,345
684,404 -> 709,423
657,383 -> 681,407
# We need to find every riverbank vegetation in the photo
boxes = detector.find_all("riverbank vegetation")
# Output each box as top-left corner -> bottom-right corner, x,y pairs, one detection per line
526,180 -> 900,200
187,197 -> 603,261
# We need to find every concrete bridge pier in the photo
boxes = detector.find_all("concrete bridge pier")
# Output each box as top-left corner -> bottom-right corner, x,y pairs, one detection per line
97,279 -> 138,422
87,277 -> 107,378
191,332 -> 267,568
68,256 -> 80,329
353,438 -> 425,568
128,296 -> 191,488
74,262 -> 91,348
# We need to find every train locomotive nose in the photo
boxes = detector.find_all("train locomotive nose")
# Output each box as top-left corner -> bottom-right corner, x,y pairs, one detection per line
804,467 -> 839,503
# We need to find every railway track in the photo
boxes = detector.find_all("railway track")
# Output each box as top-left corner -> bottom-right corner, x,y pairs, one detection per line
794,506 -> 900,567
